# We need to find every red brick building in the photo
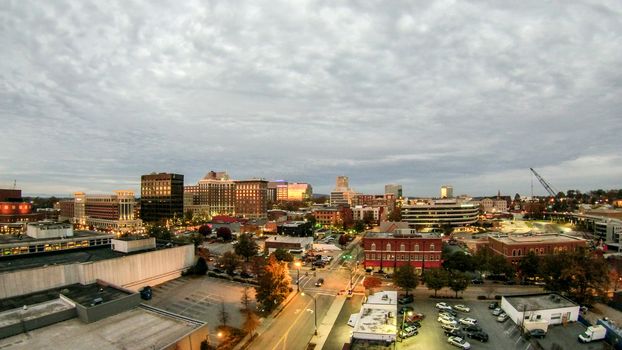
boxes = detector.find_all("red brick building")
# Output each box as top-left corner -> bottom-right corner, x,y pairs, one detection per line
488,234 -> 588,264
0,189 -> 43,225
363,230 -> 443,273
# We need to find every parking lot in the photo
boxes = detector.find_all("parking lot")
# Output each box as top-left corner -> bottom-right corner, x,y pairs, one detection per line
397,299 -> 597,350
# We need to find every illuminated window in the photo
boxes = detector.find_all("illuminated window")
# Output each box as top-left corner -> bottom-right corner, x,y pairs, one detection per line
386,243 -> 391,251
371,243 -> 376,251
430,244 -> 435,251
414,244 -> 419,251
400,244 -> 405,251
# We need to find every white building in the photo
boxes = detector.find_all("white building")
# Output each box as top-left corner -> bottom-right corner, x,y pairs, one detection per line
351,291 -> 398,343
26,222 -> 73,239
501,293 -> 579,331
352,206 -> 382,223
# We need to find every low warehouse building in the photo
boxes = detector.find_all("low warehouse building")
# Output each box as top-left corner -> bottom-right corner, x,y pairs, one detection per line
501,293 -> 579,331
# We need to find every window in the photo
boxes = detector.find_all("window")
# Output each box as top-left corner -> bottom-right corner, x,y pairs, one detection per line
371,243 -> 376,251
430,244 -> 435,251
386,243 -> 392,251
400,243 -> 406,251
415,244 -> 420,251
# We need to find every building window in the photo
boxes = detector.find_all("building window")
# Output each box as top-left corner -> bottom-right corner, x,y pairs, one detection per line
415,244 -> 419,251
400,243 -> 405,251
371,243 -> 376,251
386,243 -> 392,251
430,243 -> 435,251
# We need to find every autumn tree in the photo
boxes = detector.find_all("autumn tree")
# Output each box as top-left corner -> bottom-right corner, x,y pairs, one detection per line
242,310 -> 260,339
255,255 -> 291,313
198,224 -> 212,237
216,227 -> 233,241
424,269 -> 449,297
393,265 -> 419,295
235,233 -> 259,261
363,276 -> 382,293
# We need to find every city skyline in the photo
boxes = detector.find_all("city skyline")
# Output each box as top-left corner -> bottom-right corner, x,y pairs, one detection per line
1,1 -> 621,197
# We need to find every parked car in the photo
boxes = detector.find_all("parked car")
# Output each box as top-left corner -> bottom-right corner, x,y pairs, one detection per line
441,323 -> 461,332
471,278 -> 484,284
313,261 -> 326,267
439,309 -> 458,317
467,331 -> 489,342
398,294 -> 414,304
439,317 -> 459,326
315,278 -> 324,287
399,326 -> 418,338
488,302 -> 499,309
492,308 -> 503,316
445,329 -> 466,338
497,313 -> 509,322
406,313 -> 425,322
436,302 -> 453,311
447,336 -> 471,349
405,320 -> 421,328
140,286 -> 152,300
462,325 -> 483,333
240,271 -> 255,279
528,329 -> 547,339
458,318 -> 478,326
438,313 -> 456,323
399,306 -> 414,315
454,304 -> 471,312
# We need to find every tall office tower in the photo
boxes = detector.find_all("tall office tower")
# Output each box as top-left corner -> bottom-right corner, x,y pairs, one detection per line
196,171 -> 236,216
287,183 -> 313,201
140,173 -> 184,223
235,179 -> 268,219
385,184 -> 403,199
331,176 -> 355,206
440,185 -> 453,199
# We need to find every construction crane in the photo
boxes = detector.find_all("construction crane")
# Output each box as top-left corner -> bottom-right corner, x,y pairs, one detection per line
529,168 -> 557,197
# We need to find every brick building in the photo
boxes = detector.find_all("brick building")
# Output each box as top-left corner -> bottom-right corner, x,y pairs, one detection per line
235,179 -> 268,219
363,230 -> 443,273
488,233 -> 588,264
0,188 -> 44,227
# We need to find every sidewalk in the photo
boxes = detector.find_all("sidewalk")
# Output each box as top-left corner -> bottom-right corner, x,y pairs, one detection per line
310,294 -> 347,350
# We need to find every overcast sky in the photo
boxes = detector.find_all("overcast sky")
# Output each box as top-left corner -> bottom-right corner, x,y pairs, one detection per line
1,1 -> 621,198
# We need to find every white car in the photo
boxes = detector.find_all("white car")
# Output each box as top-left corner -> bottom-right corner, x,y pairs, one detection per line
454,304 -> 471,312
492,308 -> 503,316
497,313 -> 509,322
438,314 -> 455,323
458,317 -> 478,326
439,317 -> 458,326
448,336 -> 471,349
436,302 -> 453,311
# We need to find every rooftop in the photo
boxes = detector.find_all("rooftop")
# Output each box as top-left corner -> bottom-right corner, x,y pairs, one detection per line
504,293 -> 577,311
366,291 -> 398,305
490,233 -> 586,245
365,232 -> 441,239
0,230 -> 112,245
61,282 -> 133,307
353,305 -> 397,337
0,299 -> 74,328
265,235 -> 313,244
0,306 -> 202,350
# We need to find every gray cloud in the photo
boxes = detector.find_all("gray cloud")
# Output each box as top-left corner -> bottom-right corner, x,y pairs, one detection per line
1,0 -> 621,197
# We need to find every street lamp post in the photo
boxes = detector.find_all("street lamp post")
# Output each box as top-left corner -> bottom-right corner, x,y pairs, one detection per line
294,261 -> 301,292
301,291 -> 318,335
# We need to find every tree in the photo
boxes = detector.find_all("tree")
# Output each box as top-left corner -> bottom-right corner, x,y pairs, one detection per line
387,208 -> 401,222
241,286 -> 253,312
195,257 -> 208,275
219,301 -> 230,327
220,251 -> 241,275
216,227 -> 233,241
353,220 -> 366,233
272,248 -> 294,262
424,269 -> 449,297
255,255 -> 291,313
250,255 -> 267,276
518,251 -> 540,281
393,265 -> 419,295
184,210 -> 194,223
363,276 -> 382,292
363,211 -> 375,226
189,233 -> 205,248
448,272 -> 470,298
338,234 -> 348,247
443,251 -> 475,272
490,255 -> 515,277
198,224 -> 212,237
242,310 -> 260,339
235,233 -> 259,261
304,213 -> 317,227
148,225 -> 172,240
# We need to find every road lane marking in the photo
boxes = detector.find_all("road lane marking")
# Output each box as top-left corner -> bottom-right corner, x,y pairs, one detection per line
270,297 -> 314,350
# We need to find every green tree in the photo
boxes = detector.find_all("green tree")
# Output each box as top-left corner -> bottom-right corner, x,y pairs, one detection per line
393,265 -> 419,295
353,220 -> 366,233
490,254 -> 515,277
424,269 -> 449,297
255,255 -> 291,313
387,208 -> 402,222
235,233 -> 259,262
518,251 -> 540,281
448,272 -> 470,298
148,225 -> 172,240
363,212 -> 375,226
220,251 -> 241,275
443,251 -> 475,272
272,248 -> 294,262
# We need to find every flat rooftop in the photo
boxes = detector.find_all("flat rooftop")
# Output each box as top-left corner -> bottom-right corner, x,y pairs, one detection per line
353,304 -> 397,337
366,291 -> 398,305
490,234 -> 586,245
61,283 -> 133,307
0,230 -> 112,245
365,232 -> 440,239
504,293 -> 577,311
264,235 -> 312,244
0,299 -> 74,328
0,246 -> 124,273
0,307 -> 202,350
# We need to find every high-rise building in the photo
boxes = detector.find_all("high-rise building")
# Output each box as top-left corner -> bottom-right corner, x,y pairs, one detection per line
385,184 -> 403,198
336,176 -> 349,188
286,183 -> 313,201
331,176 -> 355,206
195,171 -> 236,217
440,185 -> 453,199
235,179 -> 268,219
140,173 -> 184,223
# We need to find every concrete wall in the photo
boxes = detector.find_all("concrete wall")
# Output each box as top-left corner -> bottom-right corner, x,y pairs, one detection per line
72,292 -> 141,324
161,323 -> 211,350
0,303 -> 76,339
0,245 -> 194,299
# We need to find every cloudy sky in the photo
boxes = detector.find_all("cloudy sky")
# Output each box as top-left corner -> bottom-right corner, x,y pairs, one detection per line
1,1 -> 621,197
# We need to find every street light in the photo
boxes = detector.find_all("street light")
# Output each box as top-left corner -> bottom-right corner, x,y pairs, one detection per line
301,291 -> 318,335
294,261 -> 301,292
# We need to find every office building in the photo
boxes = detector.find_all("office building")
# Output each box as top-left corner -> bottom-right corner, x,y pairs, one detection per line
331,176 -> 355,206
401,199 -> 479,227
61,191 -> 142,232
487,233 -> 588,263
140,173 -> 184,223
235,179 -> 268,219
184,171 -> 236,217
385,184 -> 403,199
363,229 -> 443,273
440,185 -> 453,199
